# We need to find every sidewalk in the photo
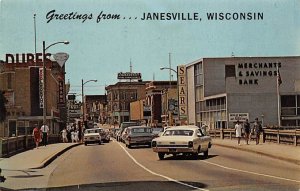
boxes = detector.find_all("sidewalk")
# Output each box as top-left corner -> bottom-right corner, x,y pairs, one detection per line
212,138 -> 300,165
0,143 -> 81,171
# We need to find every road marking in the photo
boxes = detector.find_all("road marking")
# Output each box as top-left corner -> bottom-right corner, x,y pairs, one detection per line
117,142 -> 209,191
201,160 -> 300,184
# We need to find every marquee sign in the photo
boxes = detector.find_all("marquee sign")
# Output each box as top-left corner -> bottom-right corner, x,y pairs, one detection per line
117,72 -> 141,80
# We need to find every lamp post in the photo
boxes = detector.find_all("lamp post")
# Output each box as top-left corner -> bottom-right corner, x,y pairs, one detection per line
160,66 -> 178,126
81,79 -> 97,127
42,40 -> 69,125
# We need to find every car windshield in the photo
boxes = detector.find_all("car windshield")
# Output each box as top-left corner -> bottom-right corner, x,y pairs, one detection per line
132,128 -> 152,133
163,129 -> 194,136
85,129 -> 99,134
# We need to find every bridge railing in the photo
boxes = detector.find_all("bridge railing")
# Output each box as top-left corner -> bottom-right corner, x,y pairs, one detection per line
0,134 -> 60,157
209,128 -> 300,146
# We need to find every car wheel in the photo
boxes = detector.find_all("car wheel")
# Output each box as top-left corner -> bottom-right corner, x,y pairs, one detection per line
158,152 -> 165,160
203,150 -> 209,158
128,144 -> 131,149
99,141 -> 102,145
85,142 -> 87,146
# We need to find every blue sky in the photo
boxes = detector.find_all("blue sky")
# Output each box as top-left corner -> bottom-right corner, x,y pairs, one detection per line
0,0 -> 299,96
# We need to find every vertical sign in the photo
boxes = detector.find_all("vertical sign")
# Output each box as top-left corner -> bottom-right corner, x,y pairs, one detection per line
39,67 -> 44,108
58,80 -> 65,105
178,65 -> 187,120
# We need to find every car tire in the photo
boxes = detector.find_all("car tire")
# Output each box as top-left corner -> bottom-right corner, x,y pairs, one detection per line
203,150 -> 209,158
128,144 -> 131,149
85,142 -> 87,146
99,141 -> 102,145
158,152 -> 165,160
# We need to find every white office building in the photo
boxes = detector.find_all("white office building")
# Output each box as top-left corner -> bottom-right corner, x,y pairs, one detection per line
184,56 -> 300,129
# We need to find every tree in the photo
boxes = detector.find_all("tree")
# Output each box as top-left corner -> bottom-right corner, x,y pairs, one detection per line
0,90 -> 7,122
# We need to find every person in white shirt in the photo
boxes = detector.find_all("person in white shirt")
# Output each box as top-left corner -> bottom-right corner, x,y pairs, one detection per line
235,120 -> 243,145
41,124 -> 50,146
61,128 -> 68,143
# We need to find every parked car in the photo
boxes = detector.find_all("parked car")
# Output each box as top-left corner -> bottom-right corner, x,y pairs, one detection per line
151,125 -> 212,160
103,129 -> 111,143
83,128 -> 101,146
117,121 -> 140,142
120,127 -> 129,143
124,126 -> 156,148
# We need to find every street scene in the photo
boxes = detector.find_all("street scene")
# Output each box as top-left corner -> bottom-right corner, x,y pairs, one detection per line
1,0 -> 300,190
0,124 -> 299,191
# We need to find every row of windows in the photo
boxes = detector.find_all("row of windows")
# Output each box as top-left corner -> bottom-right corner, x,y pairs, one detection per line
111,91 -> 137,101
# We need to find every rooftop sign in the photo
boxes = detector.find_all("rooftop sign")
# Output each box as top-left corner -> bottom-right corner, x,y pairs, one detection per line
117,72 -> 141,80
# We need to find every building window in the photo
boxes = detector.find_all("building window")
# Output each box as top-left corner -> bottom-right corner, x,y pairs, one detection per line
225,65 -> 236,78
281,95 -> 296,107
194,62 -> 203,86
281,95 -> 297,116
7,73 -> 12,89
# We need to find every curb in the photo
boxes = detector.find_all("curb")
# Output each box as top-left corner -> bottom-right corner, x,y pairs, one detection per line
31,143 -> 82,169
214,143 -> 300,165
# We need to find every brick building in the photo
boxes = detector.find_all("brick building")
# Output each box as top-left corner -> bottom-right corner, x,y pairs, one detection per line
84,95 -> 107,125
0,53 -> 68,137
105,81 -> 148,125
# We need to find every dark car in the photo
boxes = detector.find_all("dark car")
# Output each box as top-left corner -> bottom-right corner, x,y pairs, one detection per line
117,122 -> 140,142
123,126 -> 155,148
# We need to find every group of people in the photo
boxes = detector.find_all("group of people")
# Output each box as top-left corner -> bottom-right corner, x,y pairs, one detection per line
61,124 -> 81,143
32,124 -> 50,149
235,118 -> 263,145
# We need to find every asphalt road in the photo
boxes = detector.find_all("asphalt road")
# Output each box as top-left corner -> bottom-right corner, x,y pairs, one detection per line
43,139 -> 300,191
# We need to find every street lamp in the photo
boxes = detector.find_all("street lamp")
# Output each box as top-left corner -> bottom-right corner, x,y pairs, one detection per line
160,67 -> 178,74
160,66 -> 178,126
81,79 -> 97,127
42,40 -> 69,125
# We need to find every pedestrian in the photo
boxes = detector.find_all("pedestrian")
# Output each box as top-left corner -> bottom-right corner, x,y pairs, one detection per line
253,118 -> 263,145
41,123 -> 50,146
61,128 -> 68,143
235,120 -> 243,145
32,125 -> 42,149
71,130 -> 76,143
243,119 -> 251,145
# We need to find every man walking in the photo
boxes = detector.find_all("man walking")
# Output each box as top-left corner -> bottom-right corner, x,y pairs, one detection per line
253,118 -> 263,145
243,119 -> 251,145
41,123 -> 49,146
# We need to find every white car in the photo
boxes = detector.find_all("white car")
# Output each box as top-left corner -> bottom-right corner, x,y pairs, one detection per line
151,126 -> 212,160
83,128 -> 102,146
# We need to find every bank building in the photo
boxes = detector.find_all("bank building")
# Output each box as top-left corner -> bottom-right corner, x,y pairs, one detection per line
182,56 -> 300,129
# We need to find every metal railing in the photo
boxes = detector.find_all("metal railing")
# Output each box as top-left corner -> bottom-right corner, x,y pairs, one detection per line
209,129 -> 300,146
0,134 -> 60,157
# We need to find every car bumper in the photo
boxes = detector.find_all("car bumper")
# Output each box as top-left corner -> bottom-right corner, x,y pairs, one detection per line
152,147 -> 197,153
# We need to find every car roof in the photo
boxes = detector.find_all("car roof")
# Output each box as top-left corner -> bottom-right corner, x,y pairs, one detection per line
85,128 -> 100,131
166,125 -> 199,130
127,126 -> 151,129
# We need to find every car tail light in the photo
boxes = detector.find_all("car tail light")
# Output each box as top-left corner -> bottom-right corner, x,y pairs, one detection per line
188,141 -> 193,148
152,141 -> 157,147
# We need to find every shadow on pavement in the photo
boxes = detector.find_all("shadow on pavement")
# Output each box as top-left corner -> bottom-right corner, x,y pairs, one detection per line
16,181 -> 208,191
9,174 -> 44,178
163,154 -> 218,160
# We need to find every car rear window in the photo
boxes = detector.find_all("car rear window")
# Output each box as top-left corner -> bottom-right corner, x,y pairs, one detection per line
132,128 -> 152,133
163,130 -> 194,136
85,129 -> 99,134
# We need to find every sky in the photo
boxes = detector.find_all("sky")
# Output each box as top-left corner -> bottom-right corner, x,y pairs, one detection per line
0,0 -> 299,97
